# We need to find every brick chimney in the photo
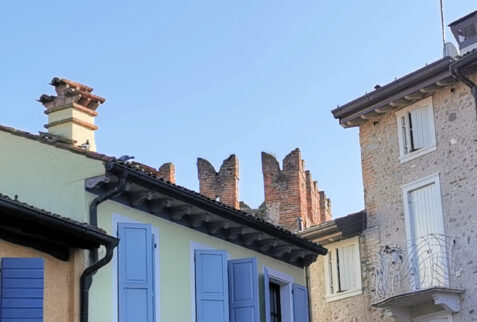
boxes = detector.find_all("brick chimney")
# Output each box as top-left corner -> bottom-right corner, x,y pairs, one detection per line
130,161 -> 176,184
39,77 -> 105,152
197,155 -> 239,209
262,148 -> 331,232
158,162 -> 176,184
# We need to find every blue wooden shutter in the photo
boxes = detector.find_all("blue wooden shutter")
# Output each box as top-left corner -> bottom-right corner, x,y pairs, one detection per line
263,267 -> 271,322
118,223 -> 154,322
228,258 -> 259,322
1,257 -> 44,321
195,249 -> 228,322
292,283 -> 310,322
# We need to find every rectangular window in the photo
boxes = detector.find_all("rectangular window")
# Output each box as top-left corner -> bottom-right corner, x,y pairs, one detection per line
402,174 -> 447,290
324,237 -> 362,301
117,223 -> 155,322
194,250 -> 260,322
396,97 -> 436,163
269,282 -> 281,322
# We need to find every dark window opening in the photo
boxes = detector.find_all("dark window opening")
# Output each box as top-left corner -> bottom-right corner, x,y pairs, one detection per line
335,249 -> 343,292
269,282 -> 281,322
408,112 -> 417,152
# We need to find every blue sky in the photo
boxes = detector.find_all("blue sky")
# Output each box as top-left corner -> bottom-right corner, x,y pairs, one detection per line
1,1 -> 475,218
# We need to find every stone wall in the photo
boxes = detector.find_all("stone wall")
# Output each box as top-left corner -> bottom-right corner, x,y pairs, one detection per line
358,76 -> 477,320
308,232 -> 395,322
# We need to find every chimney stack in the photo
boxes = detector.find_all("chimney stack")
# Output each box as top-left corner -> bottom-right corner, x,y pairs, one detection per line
197,155 -> 239,209
39,77 -> 105,152
130,161 -> 176,184
261,148 -> 331,231
158,162 -> 176,184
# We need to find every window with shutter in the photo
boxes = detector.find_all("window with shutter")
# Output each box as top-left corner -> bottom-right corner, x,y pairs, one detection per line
118,223 -> 155,322
396,97 -> 436,163
402,174 -> 447,290
228,257 -> 259,322
292,283 -> 310,322
323,236 -> 362,302
0,258 -> 44,321
263,267 -> 294,322
195,249 -> 229,322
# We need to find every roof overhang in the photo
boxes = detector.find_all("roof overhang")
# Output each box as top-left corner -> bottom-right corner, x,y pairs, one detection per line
332,51 -> 477,128
332,58 -> 456,128
299,210 -> 366,244
0,195 -> 118,261
86,161 -> 327,268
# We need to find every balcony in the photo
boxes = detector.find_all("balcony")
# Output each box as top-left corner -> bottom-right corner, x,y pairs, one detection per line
371,234 -> 464,321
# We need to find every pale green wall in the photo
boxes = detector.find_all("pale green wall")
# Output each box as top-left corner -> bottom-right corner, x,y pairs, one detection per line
0,130 -> 308,322
91,197 -> 306,322
0,131 -> 104,221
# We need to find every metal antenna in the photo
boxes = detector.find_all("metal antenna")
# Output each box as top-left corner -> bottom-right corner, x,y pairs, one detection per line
440,0 -> 446,57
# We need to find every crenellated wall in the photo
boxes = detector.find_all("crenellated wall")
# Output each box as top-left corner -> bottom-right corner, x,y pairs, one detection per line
197,155 -> 239,209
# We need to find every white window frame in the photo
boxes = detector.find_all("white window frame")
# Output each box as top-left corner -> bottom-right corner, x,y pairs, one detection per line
401,173 -> 447,289
401,173 -> 445,242
111,213 -> 161,322
395,96 -> 436,163
323,236 -> 362,302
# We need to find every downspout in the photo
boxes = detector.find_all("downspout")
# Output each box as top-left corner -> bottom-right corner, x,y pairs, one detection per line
80,163 -> 128,322
451,65 -> 477,118
80,241 -> 117,322
305,266 -> 313,322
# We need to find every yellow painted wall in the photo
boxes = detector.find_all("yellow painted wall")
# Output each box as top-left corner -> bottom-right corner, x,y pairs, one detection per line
0,239 -> 83,322
0,131 -> 104,222
91,197 -> 306,322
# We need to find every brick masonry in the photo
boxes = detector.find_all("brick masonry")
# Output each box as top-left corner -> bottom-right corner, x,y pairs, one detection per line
261,148 -> 331,232
197,155 -> 239,209
158,162 -> 175,184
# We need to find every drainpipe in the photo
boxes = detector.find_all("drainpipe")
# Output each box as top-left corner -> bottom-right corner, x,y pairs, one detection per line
305,266 -> 313,322
80,163 -> 128,322
80,241 -> 117,322
450,65 -> 477,118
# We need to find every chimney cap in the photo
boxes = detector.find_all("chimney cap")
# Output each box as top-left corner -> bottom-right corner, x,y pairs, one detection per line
48,77 -> 106,107
50,77 -> 93,93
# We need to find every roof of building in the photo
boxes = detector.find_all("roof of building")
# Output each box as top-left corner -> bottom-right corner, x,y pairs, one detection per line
89,161 -> 327,267
0,124 -> 113,161
298,210 -> 367,244
0,193 -> 118,261
448,9 -> 477,27
0,123 -> 326,266
331,50 -> 477,128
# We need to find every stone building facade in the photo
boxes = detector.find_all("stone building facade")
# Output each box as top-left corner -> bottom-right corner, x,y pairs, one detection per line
357,76 -> 477,320
300,211 -> 395,322
311,12 -> 477,322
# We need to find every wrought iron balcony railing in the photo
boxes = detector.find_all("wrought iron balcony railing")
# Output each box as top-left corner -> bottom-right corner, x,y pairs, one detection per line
371,234 -> 460,303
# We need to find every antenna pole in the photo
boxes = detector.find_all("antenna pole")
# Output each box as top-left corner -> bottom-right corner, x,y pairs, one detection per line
440,0 -> 446,57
